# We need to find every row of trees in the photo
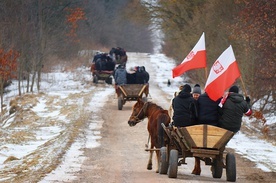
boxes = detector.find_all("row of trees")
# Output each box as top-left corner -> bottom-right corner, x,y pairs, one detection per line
0,0 -> 274,113
137,0 -> 275,112
0,0 -> 153,110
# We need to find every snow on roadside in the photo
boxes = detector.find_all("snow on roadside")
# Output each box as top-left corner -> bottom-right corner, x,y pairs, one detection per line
40,88 -> 114,182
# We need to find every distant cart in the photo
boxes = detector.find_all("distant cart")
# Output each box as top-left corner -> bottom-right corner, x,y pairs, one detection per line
160,124 -> 236,182
116,84 -> 149,110
90,63 -> 113,84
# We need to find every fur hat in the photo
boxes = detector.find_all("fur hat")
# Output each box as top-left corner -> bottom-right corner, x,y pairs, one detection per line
182,84 -> 191,93
192,84 -> 201,94
229,85 -> 239,93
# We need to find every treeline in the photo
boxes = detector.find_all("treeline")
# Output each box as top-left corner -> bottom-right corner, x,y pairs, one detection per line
137,0 -> 275,112
0,0 -> 152,106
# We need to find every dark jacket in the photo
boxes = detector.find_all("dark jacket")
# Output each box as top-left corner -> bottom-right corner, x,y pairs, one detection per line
135,67 -> 149,84
172,91 -> 198,127
197,93 -> 220,126
218,93 -> 252,133
126,73 -> 136,84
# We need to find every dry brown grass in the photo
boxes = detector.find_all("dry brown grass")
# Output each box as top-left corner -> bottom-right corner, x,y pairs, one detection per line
4,156 -> 20,164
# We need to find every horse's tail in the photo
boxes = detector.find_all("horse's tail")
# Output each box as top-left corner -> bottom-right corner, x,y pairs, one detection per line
157,111 -> 171,148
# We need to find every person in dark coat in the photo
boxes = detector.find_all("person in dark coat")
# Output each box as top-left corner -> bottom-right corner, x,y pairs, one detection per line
135,66 -> 149,84
105,55 -> 116,71
141,66 -> 149,83
218,85 -> 252,133
172,84 -> 198,127
197,92 -> 220,126
126,67 -> 136,84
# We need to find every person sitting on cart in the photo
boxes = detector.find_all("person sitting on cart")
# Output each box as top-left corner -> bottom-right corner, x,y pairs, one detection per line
141,66 -> 150,83
197,91 -> 220,126
114,64 -> 127,85
135,66 -> 150,84
105,54 -> 116,71
168,85 -> 184,120
192,84 -> 201,100
192,85 -> 220,176
94,53 -> 108,71
172,84 -> 198,127
109,47 -> 127,64
92,52 -> 103,63
126,67 -> 137,84
218,85 -> 252,133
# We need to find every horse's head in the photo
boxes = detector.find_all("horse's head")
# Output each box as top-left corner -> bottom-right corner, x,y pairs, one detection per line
128,98 -> 147,127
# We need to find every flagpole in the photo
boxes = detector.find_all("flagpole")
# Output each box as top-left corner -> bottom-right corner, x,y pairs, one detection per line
239,75 -> 247,97
205,67 -> 208,80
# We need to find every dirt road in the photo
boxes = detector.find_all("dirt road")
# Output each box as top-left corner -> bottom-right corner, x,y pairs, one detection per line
72,53 -> 275,183
72,85 -> 275,183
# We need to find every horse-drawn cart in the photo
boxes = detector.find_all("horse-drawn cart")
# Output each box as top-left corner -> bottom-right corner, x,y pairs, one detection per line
160,124 -> 236,182
116,84 -> 149,110
90,64 -> 113,84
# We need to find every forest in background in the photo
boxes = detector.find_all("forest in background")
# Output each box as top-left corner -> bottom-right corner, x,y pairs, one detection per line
134,0 -> 275,113
0,0 -> 275,114
0,0 -> 152,109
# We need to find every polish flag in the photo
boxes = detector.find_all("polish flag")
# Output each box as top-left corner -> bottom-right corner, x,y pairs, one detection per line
204,45 -> 241,101
172,32 -> 206,78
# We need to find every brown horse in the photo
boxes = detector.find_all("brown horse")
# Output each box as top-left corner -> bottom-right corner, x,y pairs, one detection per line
128,98 -> 171,173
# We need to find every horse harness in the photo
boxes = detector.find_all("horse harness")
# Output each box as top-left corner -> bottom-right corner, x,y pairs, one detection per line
131,102 -> 150,123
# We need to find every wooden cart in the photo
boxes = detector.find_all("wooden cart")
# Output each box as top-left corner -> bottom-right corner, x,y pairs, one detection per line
90,64 -> 113,84
160,124 -> 236,182
116,84 -> 149,110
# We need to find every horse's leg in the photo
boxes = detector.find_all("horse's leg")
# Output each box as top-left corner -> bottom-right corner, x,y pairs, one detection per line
147,150 -> 153,170
155,149 -> 160,173
192,157 -> 201,175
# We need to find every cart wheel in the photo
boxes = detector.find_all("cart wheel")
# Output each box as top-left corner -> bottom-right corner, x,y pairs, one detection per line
159,147 -> 169,174
226,153 -> 236,182
211,158 -> 223,178
93,75 -> 98,84
106,77 -> 112,85
168,149 -> 178,178
118,97 -> 123,110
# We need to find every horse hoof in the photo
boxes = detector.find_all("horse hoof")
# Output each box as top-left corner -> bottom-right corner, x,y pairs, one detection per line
191,170 -> 201,175
155,169 -> 159,173
147,165 -> 152,170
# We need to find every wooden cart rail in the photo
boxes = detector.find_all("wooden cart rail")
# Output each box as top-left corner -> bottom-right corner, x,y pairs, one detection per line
174,125 -> 234,150
163,124 -> 234,150
118,84 -> 148,98
116,84 -> 149,110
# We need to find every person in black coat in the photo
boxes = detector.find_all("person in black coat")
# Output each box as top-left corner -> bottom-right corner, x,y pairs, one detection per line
197,92 -> 220,126
135,66 -> 150,84
172,84 -> 198,127
218,85 -> 252,132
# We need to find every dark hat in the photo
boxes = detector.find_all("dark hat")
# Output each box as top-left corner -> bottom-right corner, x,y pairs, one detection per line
192,84 -> 201,94
229,85 -> 239,93
182,84 -> 191,93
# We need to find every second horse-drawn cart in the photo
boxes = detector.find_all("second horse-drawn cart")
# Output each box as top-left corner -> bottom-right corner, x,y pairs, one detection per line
116,84 -> 149,110
90,63 -> 113,84
160,124 -> 236,182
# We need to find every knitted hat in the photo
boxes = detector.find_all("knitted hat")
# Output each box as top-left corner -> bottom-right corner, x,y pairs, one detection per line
182,84 -> 191,93
229,85 -> 239,93
192,84 -> 201,94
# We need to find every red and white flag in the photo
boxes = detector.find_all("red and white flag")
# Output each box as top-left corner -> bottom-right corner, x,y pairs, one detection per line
204,45 -> 241,101
172,32 -> 206,78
